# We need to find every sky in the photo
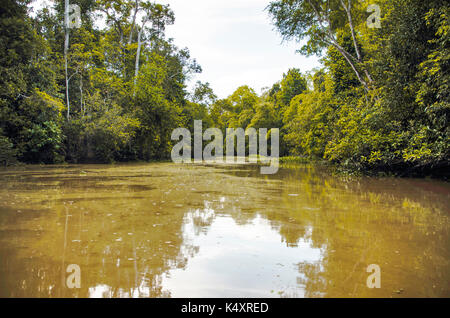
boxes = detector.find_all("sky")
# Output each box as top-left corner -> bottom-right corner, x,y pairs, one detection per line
31,0 -> 321,99
158,0 -> 320,98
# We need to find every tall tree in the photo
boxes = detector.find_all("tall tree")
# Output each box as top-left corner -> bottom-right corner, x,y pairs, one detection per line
64,0 -> 70,118
268,0 -> 375,93
133,2 -> 174,92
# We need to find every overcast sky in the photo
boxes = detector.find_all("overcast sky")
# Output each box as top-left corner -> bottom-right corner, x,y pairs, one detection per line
31,0 -> 321,99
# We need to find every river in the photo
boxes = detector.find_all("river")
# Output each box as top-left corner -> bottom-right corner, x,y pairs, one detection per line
0,163 -> 448,297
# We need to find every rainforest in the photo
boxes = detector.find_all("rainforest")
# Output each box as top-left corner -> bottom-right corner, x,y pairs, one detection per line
0,0 -> 449,300
0,0 -> 448,177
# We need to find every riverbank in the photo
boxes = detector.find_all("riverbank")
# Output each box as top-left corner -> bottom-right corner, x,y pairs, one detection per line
2,156 -> 448,181
279,156 -> 449,181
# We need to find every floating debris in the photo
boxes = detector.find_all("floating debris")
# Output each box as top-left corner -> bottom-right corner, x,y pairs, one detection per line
393,288 -> 404,295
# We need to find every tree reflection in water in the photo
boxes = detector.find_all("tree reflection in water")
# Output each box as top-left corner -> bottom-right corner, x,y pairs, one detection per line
0,163 -> 448,297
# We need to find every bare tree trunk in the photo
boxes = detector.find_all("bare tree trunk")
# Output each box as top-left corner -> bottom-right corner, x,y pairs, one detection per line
133,28 -> 144,93
64,0 -> 70,119
133,16 -> 150,93
332,42 -> 370,93
308,0 -> 375,92
80,74 -> 84,116
341,0 -> 362,61
323,31 -> 370,93
128,0 -> 140,45
340,0 -> 374,85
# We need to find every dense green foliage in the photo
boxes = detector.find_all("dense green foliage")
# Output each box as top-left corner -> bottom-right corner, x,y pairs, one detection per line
0,0 -> 205,163
265,0 -> 449,174
208,0 -> 449,175
0,0 -> 448,176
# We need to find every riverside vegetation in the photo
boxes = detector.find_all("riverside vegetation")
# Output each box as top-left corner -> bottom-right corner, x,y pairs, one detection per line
0,0 -> 448,178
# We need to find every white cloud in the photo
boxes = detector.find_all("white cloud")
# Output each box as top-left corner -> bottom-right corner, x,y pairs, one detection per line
159,0 -> 320,98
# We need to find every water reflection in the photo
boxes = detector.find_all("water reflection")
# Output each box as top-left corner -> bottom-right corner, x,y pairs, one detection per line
0,163 -> 448,297
163,207 -> 321,298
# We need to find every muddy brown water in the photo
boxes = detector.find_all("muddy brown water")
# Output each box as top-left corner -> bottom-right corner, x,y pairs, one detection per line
0,163 -> 448,297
